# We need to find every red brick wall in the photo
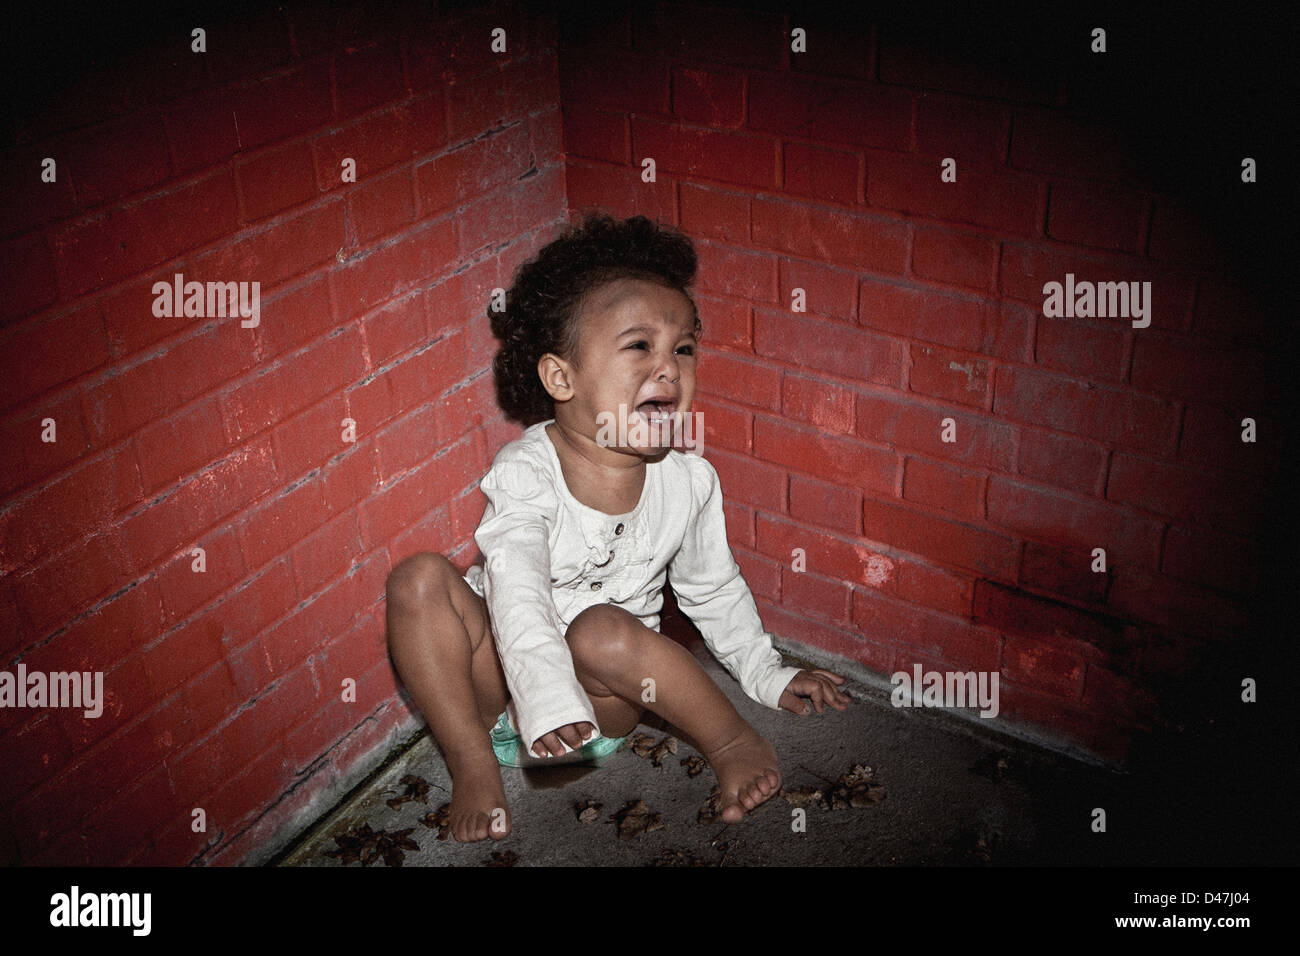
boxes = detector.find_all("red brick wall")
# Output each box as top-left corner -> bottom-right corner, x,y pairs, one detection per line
1,0 -> 1291,865
1,0 -> 561,864
559,3 -> 1292,763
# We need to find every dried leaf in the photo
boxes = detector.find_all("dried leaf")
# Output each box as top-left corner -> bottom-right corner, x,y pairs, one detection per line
385,774 -> 431,810
780,786 -> 827,809
575,799 -> 603,824
649,847 -> 715,867
630,734 -> 677,767
680,755 -> 707,778
825,763 -> 885,810
698,788 -> 724,825
418,803 -> 452,841
610,799 -> 664,839
485,850 -> 519,867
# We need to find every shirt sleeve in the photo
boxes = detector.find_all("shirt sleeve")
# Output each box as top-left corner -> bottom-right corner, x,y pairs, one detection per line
475,458 -> 598,754
666,456 -> 804,710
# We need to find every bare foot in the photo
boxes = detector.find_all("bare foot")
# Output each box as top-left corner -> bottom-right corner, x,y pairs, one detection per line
445,753 -> 512,842
703,723 -> 781,824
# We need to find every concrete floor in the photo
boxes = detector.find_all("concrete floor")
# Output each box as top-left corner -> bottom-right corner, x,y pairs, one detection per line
275,632 -> 1281,868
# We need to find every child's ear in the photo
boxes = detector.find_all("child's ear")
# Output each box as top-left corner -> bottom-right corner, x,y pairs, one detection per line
537,353 -> 574,402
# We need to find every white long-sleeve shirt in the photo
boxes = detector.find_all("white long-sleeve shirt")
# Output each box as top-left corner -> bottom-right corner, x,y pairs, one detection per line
464,420 -> 803,755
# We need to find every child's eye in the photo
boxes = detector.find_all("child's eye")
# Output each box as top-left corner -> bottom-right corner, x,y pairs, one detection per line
676,344 -> 696,356
625,341 -> 650,350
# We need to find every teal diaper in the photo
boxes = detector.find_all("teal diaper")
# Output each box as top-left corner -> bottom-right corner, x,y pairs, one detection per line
490,710 -> 628,767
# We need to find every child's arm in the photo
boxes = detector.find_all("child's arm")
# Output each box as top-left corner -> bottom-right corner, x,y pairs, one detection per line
475,458 -> 599,754
666,456 -> 815,709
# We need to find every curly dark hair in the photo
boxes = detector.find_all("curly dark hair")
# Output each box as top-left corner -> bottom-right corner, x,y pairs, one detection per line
489,212 -> 700,426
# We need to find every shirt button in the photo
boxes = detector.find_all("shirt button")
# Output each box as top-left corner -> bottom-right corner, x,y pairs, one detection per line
590,581 -> 602,590
615,523 -> 624,535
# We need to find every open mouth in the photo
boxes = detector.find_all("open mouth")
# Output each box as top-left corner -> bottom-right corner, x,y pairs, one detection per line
634,400 -> 677,425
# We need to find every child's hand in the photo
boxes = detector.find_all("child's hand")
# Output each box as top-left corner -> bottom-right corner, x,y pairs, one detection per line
531,721 -> 597,757
779,669 -> 850,715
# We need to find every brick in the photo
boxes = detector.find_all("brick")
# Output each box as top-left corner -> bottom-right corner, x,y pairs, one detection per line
694,295 -> 749,352
320,442 -> 380,518
679,184 -> 750,244
755,598 -> 894,677
417,121 -> 535,214
0,233 -> 58,320
993,678 -> 1132,763
50,172 -> 241,299
914,93 -> 1010,167
0,301 -> 108,415
755,417 -> 896,492
781,567 -> 851,624
985,475 -> 1164,572
238,476 -> 329,571
755,310 -> 900,386
0,448 -> 142,571
9,528 -> 134,641
993,366 -> 1179,455
867,150 -> 1040,236
747,72 -> 911,151
334,40 -> 405,118
1009,110 -> 1137,180
456,168 -> 564,257
855,390 -> 1017,472
695,350 -> 781,412
909,344 -> 990,408
902,456 -> 983,518
695,242 -> 778,302
193,200 -> 346,292
895,558 -> 971,617
707,448 -> 786,512
878,28 -> 1055,104
236,140 -> 318,223
693,398 -> 751,455
782,375 -> 855,434
998,243 -> 1195,332
1107,567 -> 1251,641
1016,428 -> 1106,495
672,66 -> 744,126
156,526 -> 246,626
1178,403 -> 1278,477
1019,540 -> 1110,605
134,397 -> 230,493
292,511 -> 364,597
361,434 -> 484,547
783,143 -> 858,205
1047,180 -> 1146,253
789,475 -> 862,537
1108,453 -> 1267,534
140,616 -> 226,702
54,113 -> 172,209
566,163 -> 677,226
1161,523 -> 1258,596
1081,664 -> 1159,726
165,88 -> 242,173
974,580 -> 1122,664
852,589 -> 1001,672
778,260 -> 858,323
315,98 -> 447,188
1191,279 -> 1281,349
374,404 -> 440,480
862,496 -> 1017,580
756,513 -> 892,588
633,117 -> 777,190
858,281 -> 989,352
722,501 -> 754,548
735,548 -> 782,601
0,142 -> 80,239
752,197 -> 908,274
231,61 -> 332,151
1035,315 -> 1128,383
121,439 -> 279,569
1130,334 -> 1283,410
911,228 -> 997,292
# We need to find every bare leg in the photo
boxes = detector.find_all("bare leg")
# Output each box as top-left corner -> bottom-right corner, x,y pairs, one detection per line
566,604 -> 781,823
386,553 -> 511,842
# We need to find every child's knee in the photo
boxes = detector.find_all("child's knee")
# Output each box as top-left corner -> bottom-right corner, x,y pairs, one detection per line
386,552 -> 457,610
565,603 -> 639,668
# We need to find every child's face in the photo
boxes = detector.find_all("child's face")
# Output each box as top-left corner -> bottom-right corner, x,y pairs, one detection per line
550,277 -> 698,457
